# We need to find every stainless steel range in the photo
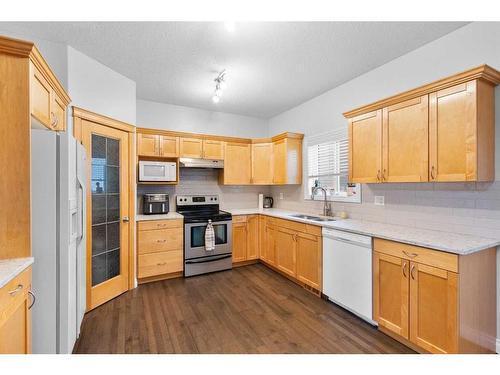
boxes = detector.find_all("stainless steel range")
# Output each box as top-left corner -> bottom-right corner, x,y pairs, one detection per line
176,195 -> 232,277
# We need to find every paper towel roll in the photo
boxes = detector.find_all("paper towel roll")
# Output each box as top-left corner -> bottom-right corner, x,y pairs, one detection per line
258,194 -> 264,211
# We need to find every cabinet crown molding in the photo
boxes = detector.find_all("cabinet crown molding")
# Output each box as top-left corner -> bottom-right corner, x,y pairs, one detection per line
0,34 -> 71,106
73,106 -> 136,133
343,64 -> 500,118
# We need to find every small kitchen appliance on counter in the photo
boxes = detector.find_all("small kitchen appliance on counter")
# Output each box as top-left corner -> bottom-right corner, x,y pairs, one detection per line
263,196 -> 274,208
143,194 -> 169,215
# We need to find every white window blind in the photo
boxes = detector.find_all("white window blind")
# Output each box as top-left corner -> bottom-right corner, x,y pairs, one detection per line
305,128 -> 360,203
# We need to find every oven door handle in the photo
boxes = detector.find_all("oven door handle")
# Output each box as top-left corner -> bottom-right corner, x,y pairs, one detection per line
185,254 -> 232,264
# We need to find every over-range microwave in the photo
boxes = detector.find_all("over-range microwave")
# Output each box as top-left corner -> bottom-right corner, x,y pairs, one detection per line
139,160 -> 177,182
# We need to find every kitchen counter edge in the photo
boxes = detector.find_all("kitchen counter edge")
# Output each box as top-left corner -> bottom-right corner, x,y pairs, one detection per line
0,257 -> 34,289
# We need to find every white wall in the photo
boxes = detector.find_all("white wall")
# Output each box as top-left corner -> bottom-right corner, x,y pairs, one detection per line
137,99 -> 269,138
67,47 -> 136,125
268,21 -> 500,343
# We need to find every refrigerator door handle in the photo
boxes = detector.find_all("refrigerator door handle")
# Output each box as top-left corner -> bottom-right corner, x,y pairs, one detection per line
76,174 -> 85,241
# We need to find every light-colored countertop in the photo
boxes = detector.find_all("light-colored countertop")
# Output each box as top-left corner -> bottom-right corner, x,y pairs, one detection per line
136,212 -> 184,222
224,208 -> 500,255
0,257 -> 34,289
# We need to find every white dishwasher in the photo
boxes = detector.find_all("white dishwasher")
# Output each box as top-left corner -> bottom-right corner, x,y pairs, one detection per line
322,228 -> 376,325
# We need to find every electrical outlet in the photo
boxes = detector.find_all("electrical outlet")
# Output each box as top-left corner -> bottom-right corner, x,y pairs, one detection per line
279,192 -> 284,200
374,196 -> 385,206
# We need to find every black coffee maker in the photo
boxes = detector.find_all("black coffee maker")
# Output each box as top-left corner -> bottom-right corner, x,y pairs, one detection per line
143,194 -> 169,215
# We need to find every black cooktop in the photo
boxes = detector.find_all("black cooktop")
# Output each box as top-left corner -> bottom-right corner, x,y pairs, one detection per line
177,206 -> 232,223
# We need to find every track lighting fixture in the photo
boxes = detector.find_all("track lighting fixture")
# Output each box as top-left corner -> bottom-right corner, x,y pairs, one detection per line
212,70 -> 227,104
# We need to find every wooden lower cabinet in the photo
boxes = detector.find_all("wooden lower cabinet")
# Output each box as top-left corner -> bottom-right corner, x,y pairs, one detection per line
296,232 -> 322,290
275,227 -> 296,277
137,219 -> 183,281
0,267 -> 32,354
374,238 -> 496,354
232,215 -> 260,263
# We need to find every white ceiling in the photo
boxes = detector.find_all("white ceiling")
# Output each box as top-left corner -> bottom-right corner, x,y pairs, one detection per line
2,22 -> 467,118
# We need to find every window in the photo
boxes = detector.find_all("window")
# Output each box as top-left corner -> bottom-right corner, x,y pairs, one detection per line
305,128 -> 361,203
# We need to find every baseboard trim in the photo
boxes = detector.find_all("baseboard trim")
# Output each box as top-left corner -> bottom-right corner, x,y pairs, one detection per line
496,338 -> 500,354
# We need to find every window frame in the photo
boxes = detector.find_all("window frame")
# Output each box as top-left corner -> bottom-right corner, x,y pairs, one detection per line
304,128 -> 361,204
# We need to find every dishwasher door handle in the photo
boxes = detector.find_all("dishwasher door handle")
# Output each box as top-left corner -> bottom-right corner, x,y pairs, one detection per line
328,236 -> 372,249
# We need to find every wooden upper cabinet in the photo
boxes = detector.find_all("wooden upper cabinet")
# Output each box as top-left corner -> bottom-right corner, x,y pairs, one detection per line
29,61 -> 69,132
429,80 -> 494,182
220,142 -> 251,185
409,263 -> 458,354
345,66 -> 500,183
137,133 -> 160,156
349,110 -> 383,183
30,63 -> 52,127
203,139 -> 224,160
160,136 -> 179,157
180,137 -> 203,158
383,96 -> 429,182
272,136 -> 302,185
373,251 -> 409,339
251,143 -> 274,184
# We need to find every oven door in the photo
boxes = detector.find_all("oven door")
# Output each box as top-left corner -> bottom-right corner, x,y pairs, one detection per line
184,220 -> 232,259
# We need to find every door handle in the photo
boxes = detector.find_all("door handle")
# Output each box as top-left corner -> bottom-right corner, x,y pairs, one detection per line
430,165 -> 436,180
122,216 -> 130,223
28,291 -> 36,310
376,170 -> 381,182
410,264 -> 416,280
402,261 -> 407,278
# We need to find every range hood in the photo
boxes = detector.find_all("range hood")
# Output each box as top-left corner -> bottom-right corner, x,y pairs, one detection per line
179,158 -> 224,169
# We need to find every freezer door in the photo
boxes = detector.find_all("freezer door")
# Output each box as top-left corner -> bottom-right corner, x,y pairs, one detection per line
76,141 -> 87,337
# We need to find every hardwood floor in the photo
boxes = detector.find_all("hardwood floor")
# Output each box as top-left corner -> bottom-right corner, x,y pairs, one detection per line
74,263 -> 414,354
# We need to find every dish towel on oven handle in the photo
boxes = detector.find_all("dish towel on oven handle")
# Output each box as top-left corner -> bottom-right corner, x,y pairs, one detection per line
205,220 -> 215,251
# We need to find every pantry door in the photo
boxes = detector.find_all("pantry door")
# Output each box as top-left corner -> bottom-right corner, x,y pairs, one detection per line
81,120 -> 130,310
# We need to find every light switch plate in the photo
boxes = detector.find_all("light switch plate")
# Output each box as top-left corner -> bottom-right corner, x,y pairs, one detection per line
279,192 -> 284,200
374,196 -> 385,206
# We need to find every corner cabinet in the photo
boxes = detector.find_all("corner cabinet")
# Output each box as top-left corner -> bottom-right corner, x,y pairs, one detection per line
272,135 -> 303,185
345,65 -> 500,183
373,238 -> 497,353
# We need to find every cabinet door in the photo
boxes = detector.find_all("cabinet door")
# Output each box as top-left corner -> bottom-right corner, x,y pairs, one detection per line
0,298 -> 30,354
259,216 -> 267,259
180,137 -> 203,158
409,262 -> 458,353
296,233 -> 321,289
429,81 -> 476,182
348,110 -> 383,183
160,136 -> 179,157
262,224 -> 276,265
272,139 -> 286,184
30,63 -> 52,128
51,93 -> 66,132
247,215 -> 259,260
223,142 -> 251,184
203,140 -> 224,160
232,222 -> 248,263
382,96 -> 428,182
252,143 -> 273,184
275,227 -> 297,277
138,134 -> 160,156
373,252 -> 409,339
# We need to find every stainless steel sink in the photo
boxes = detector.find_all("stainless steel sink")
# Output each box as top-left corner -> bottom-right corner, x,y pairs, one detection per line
289,214 -> 335,222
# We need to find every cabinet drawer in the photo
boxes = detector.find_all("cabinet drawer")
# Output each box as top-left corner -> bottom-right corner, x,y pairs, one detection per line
138,219 -> 182,231
138,251 -> 183,278
0,267 -> 31,326
272,217 -> 321,236
374,238 -> 458,272
138,227 -> 183,254
233,215 -> 247,223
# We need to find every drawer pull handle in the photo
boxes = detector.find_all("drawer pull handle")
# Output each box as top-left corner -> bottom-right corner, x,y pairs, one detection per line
410,264 -> 416,280
157,239 -> 167,243
157,224 -> 167,228
157,262 -> 167,266
9,284 -> 23,296
402,261 -> 407,278
28,291 -> 36,310
403,250 -> 418,258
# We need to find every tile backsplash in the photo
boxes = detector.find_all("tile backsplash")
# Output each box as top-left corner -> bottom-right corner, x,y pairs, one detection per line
137,168 -> 271,213
271,181 -> 500,239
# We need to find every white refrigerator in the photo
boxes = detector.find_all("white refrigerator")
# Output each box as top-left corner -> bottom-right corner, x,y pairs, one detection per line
31,129 -> 86,354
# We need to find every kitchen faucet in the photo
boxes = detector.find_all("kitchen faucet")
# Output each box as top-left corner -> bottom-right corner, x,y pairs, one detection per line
312,186 -> 332,217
